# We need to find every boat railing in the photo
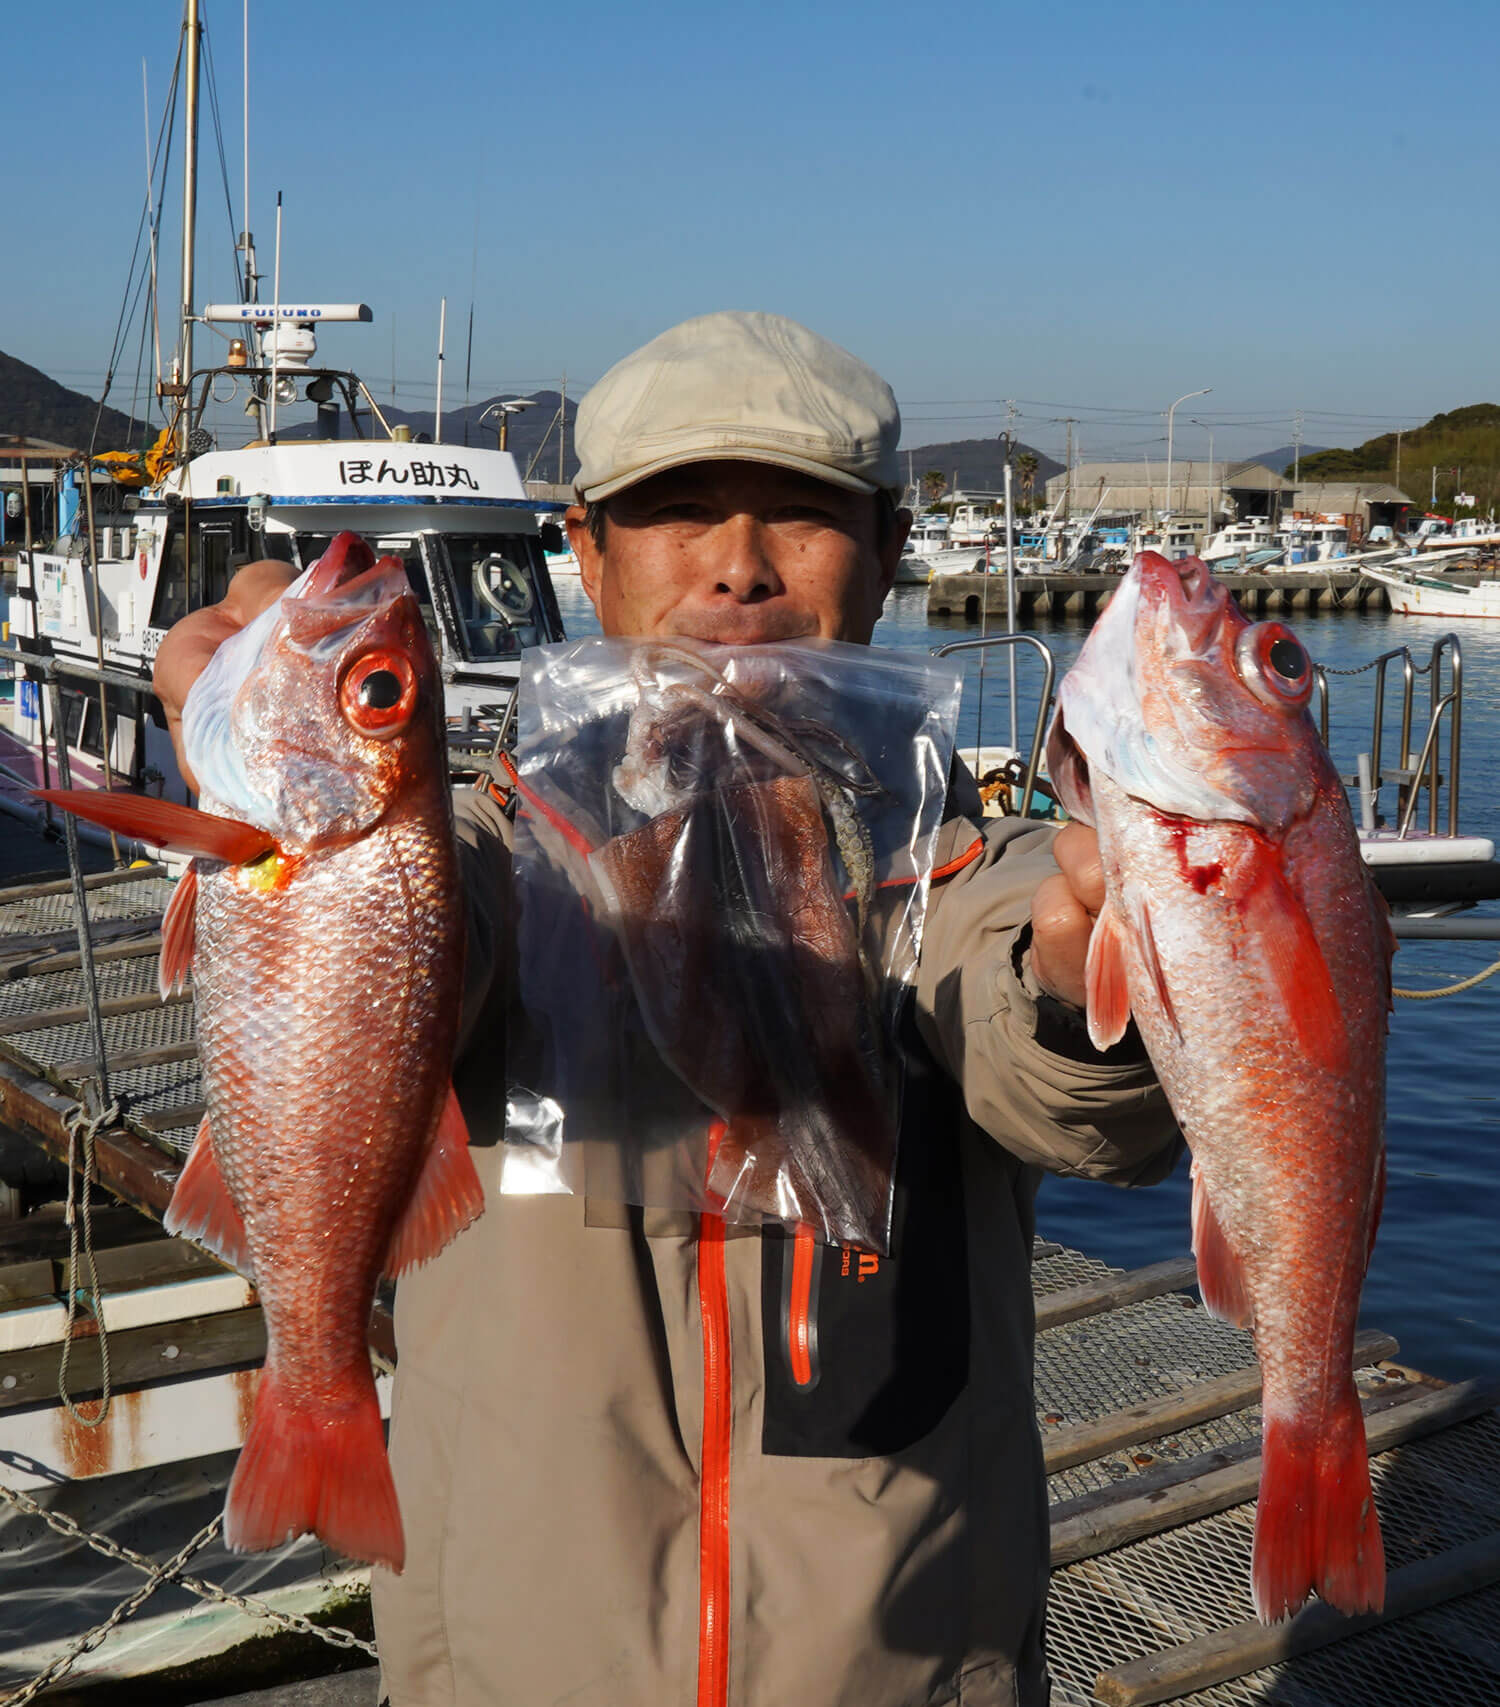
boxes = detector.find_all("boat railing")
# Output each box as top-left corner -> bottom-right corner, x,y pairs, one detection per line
0,644 -> 166,1128
1314,633 -> 1463,838
934,632 -> 1057,818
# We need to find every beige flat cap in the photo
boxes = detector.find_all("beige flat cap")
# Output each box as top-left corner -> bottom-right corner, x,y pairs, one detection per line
573,311 -> 903,504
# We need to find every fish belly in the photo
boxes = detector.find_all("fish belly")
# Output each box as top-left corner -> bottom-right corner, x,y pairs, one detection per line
193,817 -> 462,1566
1093,776 -> 1387,1620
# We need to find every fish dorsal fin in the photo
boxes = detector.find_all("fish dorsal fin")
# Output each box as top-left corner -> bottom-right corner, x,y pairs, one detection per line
1231,842 -> 1347,1075
159,863 -> 198,999
1368,1147 -> 1386,1270
1084,898 -> 1132,1051
1190,1158 -> 1253,1328
385,1084 -> 485,1278
164,1116 -> 253,1280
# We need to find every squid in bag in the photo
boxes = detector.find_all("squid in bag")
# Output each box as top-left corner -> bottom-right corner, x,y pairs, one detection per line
509,636 -> 961,1253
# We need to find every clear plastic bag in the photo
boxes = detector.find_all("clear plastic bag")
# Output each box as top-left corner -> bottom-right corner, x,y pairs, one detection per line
507,637 -> 962,1252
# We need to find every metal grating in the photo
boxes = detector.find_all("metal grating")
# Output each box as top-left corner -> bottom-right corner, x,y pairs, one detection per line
0,876 -> 172,944
0,953 -> 161,1020
4,998 -> 196,1071
1046,1413 -> 1500,1706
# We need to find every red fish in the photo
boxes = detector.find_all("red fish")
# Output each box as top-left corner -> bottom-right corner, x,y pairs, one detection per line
39,532 -> 480,1571
1045,552 -> 1393,1622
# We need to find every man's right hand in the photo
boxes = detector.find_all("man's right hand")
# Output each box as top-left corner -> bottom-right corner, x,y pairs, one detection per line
153,561 -> 297,792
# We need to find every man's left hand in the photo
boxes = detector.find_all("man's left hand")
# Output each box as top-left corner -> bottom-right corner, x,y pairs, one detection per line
1028,821 -> 1105,1012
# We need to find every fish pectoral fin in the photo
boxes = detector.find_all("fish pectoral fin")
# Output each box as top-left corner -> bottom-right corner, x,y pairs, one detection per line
33,789 -> 275,865
163,1117 -> 254,1280
385,1083 -> 486,1278
1083,898 -> 1133,1050
158,863 -> 198,999
1234,849 -> 1348,1075
1189,1158 -> 1253,1328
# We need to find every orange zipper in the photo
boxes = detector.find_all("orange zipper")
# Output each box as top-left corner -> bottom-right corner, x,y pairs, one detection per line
787,1223 -> 818,1388
697,1208 -> 732,1707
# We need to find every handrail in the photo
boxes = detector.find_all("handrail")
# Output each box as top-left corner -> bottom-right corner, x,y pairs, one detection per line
934,633 -> 1057,818
1315,633 -> 1462,839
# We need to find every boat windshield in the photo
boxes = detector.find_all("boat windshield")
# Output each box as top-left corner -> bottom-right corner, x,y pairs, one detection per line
292,530 -> 554,662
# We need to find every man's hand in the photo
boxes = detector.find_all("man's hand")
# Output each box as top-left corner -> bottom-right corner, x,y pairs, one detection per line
153,561 -> 296,792
1028,820 -> 1105,1012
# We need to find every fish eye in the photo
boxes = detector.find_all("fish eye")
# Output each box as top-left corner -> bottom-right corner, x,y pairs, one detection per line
357,670 -> 403,709
1235,622 -> 1313,710
340,650 -> 418,736
1269,636 -> 1305,679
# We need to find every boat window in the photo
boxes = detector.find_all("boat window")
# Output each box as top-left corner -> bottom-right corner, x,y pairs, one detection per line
440,533 -> 552,659
149,523 -> 189,627
196,525 -> 237,607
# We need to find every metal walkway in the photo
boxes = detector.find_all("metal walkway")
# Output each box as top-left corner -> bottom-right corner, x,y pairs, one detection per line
1,870 -> 1499,1702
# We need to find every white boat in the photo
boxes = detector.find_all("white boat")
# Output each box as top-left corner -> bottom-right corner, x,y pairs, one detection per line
1201,520 -> 1285,569
1360,560 -> 1500,618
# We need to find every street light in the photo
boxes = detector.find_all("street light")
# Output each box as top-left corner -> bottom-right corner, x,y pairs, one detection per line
1165,388 -> 1211,519
1191,418 -> 1215,534
479,398 -> 535,452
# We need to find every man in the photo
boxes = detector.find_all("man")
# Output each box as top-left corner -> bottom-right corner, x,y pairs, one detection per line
156,311 -> 1179,1707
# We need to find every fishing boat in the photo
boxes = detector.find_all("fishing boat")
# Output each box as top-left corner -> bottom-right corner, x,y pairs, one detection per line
1359,559 -> 1500,619
1,15 -> 566,836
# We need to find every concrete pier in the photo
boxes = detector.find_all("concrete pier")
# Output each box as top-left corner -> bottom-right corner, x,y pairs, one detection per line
927,568 -> 1394,623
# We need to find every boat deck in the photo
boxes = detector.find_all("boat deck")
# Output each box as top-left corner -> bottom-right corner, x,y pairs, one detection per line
0,869 -> 1498,1703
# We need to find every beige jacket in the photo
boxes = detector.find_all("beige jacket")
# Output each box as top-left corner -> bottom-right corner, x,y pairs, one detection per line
374,776 -> 1179,1707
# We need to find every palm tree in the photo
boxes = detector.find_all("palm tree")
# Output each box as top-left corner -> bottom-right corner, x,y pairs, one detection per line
1016,451 -> 1039,505
921,470 -> 947,505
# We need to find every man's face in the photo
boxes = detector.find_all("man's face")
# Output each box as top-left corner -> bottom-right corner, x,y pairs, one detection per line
565,461 -> 910,644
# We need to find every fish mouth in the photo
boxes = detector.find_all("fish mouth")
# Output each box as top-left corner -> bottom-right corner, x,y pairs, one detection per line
284,531 -> 414,653
1133,550 -> 1232,659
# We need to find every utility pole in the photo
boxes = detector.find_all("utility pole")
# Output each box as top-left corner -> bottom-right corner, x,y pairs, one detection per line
1062,418 -> 1076,520
1293,409 -> 1304,486
1394,428 -> 1403,491
558,371 -> 567,484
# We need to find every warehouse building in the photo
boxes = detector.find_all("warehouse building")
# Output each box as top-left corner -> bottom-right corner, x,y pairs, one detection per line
1043,460 -> 1292,524
1282,480 -> 1412,537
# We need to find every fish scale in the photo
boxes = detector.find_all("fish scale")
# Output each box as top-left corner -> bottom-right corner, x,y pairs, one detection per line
36,531 -> 481,1572
1047,550 -> 1392,1625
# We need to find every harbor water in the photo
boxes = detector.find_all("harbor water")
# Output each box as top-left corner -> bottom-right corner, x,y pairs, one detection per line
555,580 -> 1500,1384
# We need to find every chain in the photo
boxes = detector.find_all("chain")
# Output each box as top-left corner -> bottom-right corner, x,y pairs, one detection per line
58,1099 -> 120,1427
0,1481 -> 378,1663
1394,956 -> 1500,1000
0,1514 -> 222,1705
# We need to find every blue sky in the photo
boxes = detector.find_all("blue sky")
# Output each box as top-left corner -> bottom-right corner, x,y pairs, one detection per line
8,0 -> 1498,465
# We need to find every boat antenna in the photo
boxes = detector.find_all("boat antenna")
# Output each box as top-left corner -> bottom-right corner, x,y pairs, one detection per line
178,0 -> 203,460
435,297 -> 447,445
268,189 -> 282,441
143,60 -> 163,397
242,0 -> 250,280
463,303 -> 474,447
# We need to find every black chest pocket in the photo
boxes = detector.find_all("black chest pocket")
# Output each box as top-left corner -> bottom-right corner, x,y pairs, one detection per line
759,1009 -> 970,1458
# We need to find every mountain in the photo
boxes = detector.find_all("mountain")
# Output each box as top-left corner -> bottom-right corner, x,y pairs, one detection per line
0,350 -> 146,452
1247,444 -> 1331,474
897,437 -> 1063,498
1293,406 -> 1500,509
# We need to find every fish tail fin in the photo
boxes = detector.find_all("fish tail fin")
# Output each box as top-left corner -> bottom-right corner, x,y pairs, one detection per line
1253,1390 -> 1384,1623
225,1364 -> 403,1572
